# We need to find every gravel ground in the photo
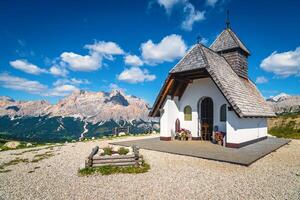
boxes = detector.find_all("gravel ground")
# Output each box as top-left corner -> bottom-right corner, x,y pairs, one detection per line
0,135 -> 299,200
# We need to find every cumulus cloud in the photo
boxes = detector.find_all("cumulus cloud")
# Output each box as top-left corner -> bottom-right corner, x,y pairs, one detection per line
260,47 -> 300,77
206,0 -> 218,7
157,0 -> 182,14
181,3 -> 205,31
141,34 -> 187,65
108,83 -> 126,92
117,67 -> 156,83
255,76 -> 268,84
124,55 -> 143,67
157,0 -> 205,31
10,59 -> 47,75
0,73 -> 80,97
53,78 -> 90,87
47,84 -> 79,97
84,41 -> 124,55
60,41 -> 124,72
49,65 -> 68,77
60,52 -> 102,72
0,73 -> 47,95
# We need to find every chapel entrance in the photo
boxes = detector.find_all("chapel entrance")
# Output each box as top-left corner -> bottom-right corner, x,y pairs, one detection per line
199,97 -> 213,140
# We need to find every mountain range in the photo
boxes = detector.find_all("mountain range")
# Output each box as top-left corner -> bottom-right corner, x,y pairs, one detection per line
0,90 -> 158,142
266,93 -> 300,114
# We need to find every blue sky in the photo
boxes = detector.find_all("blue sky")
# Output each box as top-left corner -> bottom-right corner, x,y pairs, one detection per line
0,0 -> 300,104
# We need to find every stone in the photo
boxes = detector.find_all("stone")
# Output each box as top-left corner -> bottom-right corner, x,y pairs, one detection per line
3,141 -> 21,149
26,143 -> 33,147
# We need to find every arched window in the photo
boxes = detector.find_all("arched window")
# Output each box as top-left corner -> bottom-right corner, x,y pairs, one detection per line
220,104 -> 227,122
184,106 -> 192,121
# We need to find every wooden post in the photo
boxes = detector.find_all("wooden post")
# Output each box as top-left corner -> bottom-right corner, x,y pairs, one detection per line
86,146 -> 99,167
132,145 -> 140,166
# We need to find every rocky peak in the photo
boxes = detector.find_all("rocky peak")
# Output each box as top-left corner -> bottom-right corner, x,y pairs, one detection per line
105,89 -> 129,106
268,93 -> 291,102
0,96 -> 15,102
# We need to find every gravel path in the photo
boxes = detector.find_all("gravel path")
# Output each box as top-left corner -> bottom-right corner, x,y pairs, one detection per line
0,135 -> 299,200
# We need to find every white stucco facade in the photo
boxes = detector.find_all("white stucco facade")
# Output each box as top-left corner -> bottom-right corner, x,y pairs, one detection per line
160,77 -> 268,146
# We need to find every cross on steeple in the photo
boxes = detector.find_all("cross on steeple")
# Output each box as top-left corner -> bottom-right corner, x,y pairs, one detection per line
226,10 -> 230,28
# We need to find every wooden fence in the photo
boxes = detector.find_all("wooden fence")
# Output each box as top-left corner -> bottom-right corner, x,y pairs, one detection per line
85,145 -> 141,167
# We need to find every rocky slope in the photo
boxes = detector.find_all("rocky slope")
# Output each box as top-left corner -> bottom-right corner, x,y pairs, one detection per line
267,93 -> 300,114
0,90 -> 151,123
0,90 -> 158,142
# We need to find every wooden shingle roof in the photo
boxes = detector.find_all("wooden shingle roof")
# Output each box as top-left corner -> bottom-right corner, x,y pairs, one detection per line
210,28 -> 250,55
149,43 -> 275,118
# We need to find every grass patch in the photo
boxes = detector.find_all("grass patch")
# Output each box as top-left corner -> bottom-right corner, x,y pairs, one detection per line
102,146 -> 113,156
31,151 -> 54,163
118,147 -> 129,155
78,161 -> 150,176
0,169 -> 12,173
269,120 -> 300,139
0,157 -> 29,172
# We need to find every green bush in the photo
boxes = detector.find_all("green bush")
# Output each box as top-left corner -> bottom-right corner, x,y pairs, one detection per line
102,146 -> 113,155
118,147 -> 129,155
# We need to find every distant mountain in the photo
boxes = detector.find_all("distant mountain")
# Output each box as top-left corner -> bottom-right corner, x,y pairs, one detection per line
0,90 -> 158,142
267,93 -> 300,114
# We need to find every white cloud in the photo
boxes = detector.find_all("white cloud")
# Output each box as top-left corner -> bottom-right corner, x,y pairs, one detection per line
108,83 -> 126,92
206,0 -> 218,7
0,73 -> 80,97
10,59 -> 47,75
47,84 -> 79,97
60,41 -> 124,72
181,3 -> 205,31
0,73 -> 47,95
124,55 -> 143,67
60,52 -> 102,71
53,78 -> 90,87
141,34 -> 187,65
49,65 -> 68,77
157,0 -> 205,31
85,41 -> 124,55
260,47 -> 300,77
117,67 -> 156,83
255,76 -> 268,84
158,0 -> 182,14
199,37 -> 209,45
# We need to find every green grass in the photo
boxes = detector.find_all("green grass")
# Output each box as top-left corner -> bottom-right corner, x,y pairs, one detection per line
31,151 -> 54,163
118,147 -> 129,155
0,157 -> 29,173
78,161 -> 150,176
269,120 -> 300,139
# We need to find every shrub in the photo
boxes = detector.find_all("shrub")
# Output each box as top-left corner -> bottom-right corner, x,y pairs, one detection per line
118,147 -> 129,155
102,146 -> 113,155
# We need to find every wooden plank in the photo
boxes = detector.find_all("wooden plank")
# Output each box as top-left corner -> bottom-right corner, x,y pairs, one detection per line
93,154 -> 136,160
92,161 -> 142,167
93,158 -> 138,164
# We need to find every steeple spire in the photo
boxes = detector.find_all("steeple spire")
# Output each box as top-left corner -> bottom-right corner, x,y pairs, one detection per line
226,10 -> 230,28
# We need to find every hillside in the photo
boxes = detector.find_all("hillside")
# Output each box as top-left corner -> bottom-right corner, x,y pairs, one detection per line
268,112 -> 300,139
267,93 -> 300,114
0,90 -> 158,142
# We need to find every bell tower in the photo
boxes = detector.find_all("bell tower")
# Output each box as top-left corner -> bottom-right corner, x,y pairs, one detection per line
210,11 -> 250,79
